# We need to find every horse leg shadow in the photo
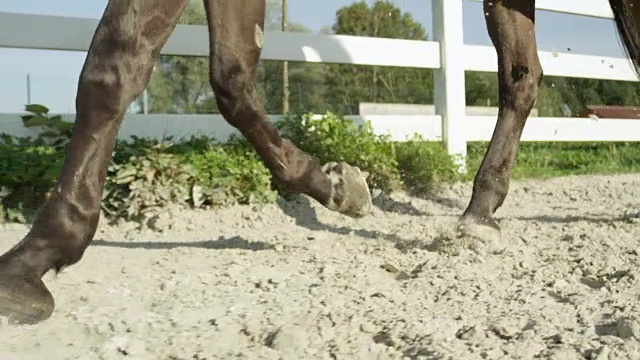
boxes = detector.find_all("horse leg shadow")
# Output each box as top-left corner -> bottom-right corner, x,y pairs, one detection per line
276,195 -> 413,244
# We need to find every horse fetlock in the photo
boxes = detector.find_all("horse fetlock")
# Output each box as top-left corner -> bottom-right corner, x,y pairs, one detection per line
456,215 -> 506,255
321,161 -> 373,218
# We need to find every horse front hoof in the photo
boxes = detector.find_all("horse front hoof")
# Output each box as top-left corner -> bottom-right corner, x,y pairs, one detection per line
321,161 -> 373,218
457,215 -> 506,255
0,272 -> 55,325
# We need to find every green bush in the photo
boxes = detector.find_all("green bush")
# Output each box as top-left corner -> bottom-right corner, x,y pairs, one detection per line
0,133 -> 278,223
4,107 -> 637,226
0,144 -> 64,222
4,108 -> 640,226
102,141 -> 199,220
0,103 -> 77,222
2,102 -> 636,226
395,134 -> 461,194
178,140 -> 277,207
103,136 -> 276,221
277,112 -> 402,192
19,104 -> 74,151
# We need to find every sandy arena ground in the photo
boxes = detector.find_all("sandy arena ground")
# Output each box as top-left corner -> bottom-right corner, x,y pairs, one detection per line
0,173 -> 639,360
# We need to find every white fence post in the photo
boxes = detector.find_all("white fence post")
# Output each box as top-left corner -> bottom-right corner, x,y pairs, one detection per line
432,0 -> 468,172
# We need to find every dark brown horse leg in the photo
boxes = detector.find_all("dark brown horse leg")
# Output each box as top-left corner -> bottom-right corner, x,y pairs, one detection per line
457,0 -> 542,253
202,0 -> 372,217
0,0 -> 189,324
608,0 -> 640,75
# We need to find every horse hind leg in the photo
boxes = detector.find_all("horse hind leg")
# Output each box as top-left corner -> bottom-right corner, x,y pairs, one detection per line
0,0 -> 189,325
457,0 -> 542,254
202,0 -> 372,218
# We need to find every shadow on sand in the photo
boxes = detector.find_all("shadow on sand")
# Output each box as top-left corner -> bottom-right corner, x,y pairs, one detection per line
275,195 -> 423,245
514,212 -> 638,225
91,235 -> 274,251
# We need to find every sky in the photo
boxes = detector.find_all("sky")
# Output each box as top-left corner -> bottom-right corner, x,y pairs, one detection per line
0,0 -> 628,113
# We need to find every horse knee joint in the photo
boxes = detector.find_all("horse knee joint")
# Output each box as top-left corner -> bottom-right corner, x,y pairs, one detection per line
77,65 -> 135,115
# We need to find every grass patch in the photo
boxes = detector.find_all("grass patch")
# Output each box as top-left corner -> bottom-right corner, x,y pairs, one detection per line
466,141 -> 640,180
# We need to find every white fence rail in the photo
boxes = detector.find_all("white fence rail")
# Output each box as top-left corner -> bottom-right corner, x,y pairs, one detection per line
0,0 -> 638,170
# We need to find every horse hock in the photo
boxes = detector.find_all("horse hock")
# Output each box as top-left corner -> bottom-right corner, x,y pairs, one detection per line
322,161 -> 373,218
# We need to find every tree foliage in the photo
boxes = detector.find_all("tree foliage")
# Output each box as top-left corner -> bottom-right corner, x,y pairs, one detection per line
322,1 -> 434,114
137,1 -> 212,114
258,22 -> 331,114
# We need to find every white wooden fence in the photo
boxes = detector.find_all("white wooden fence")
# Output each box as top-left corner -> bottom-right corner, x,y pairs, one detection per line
0,0 -> 638,170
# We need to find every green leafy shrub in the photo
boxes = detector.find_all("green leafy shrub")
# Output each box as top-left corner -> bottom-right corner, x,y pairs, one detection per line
178,140 -> 276,207
394,134 -> 461,194
0,132 -> 278,224
8,106 -> 636,228
0,143 -> 64,222
104,136 -> 275,221
2,107 -> 637,226
102,141 -> 199,220
19,104 -> 74,151
0,104 -> 74,222
277,112 -> 401,193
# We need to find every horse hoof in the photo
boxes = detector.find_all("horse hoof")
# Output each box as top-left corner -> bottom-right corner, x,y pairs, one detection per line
0,273 -> 55,325
457,216 -> 506,255
321,161 -> 373,218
